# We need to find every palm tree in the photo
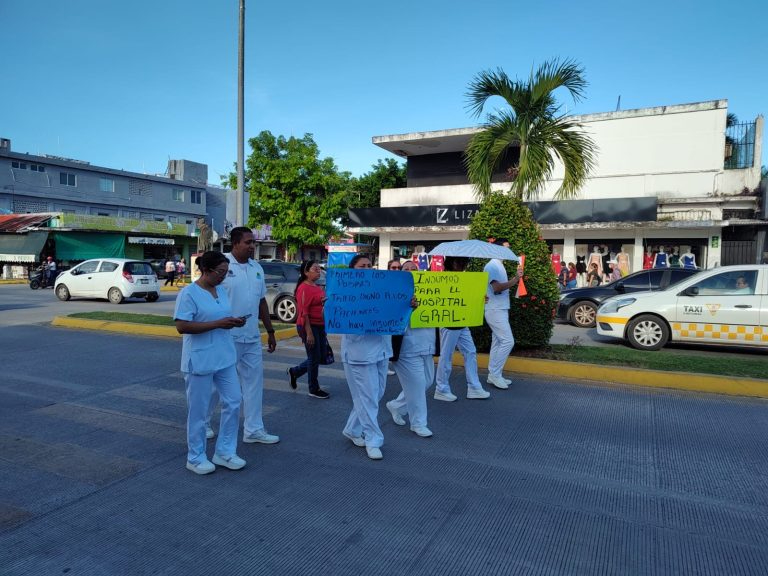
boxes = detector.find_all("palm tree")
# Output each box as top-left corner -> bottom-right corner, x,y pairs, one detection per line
465,59 -> 597,202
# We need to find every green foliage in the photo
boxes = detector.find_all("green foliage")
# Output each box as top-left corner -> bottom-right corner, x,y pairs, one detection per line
467,194 -> 558,349
349,158 -> 406,208
465,59 -> 597,202
227,131 -> 352,258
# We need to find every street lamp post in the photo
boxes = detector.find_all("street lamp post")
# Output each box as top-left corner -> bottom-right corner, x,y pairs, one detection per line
236,0 -> 246,227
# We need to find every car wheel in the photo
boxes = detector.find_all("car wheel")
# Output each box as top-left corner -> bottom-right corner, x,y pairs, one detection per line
55,284 -> 70,301
146,293 -> 159,302
108,287 -> 124,304
570,301 -> 598,328
626,314 -> 669,351
275,296 -> 297,323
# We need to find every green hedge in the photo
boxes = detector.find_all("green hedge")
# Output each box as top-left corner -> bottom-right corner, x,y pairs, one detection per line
468,194 -> 558,349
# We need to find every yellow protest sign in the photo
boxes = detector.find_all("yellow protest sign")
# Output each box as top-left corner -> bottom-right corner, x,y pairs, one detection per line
409,271 -> 488,328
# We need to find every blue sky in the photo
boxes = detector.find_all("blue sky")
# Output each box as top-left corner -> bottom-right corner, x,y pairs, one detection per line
2,0 -> 766,182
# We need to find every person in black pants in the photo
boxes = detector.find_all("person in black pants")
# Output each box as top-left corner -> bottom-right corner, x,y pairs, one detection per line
287,260 -> 330,399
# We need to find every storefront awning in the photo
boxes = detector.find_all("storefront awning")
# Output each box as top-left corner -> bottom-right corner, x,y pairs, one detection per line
54,232 -> 125,260
0,231 -> 49,263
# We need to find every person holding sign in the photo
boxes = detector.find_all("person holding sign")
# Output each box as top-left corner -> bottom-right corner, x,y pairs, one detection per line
434,257 -> 490,402
484,240 -> 523,390
340,254 -> 392,460
288,260 -> 331,399
386,260 -> 435,438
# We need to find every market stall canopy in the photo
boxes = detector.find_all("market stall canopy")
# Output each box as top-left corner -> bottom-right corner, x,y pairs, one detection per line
0,231 -> 49,263
427,239 -> 519,261
0,213 -> 55,232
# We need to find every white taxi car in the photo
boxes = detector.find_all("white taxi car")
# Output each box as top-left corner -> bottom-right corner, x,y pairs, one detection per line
596,265 -> 767,351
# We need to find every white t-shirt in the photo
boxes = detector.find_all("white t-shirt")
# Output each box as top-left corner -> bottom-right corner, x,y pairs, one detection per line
484,259 -> 510,311
219,254 -> 267,343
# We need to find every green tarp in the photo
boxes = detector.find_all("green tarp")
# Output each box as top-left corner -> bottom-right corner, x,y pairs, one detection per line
0,231 -> 49,263
54,232 -> 125,260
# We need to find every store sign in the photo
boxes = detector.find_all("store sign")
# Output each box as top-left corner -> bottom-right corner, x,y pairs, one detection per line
128,237 -> 175,245
435,206 -> 480,225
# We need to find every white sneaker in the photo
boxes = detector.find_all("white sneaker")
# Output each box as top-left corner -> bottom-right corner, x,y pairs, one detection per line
387,369 -> 396,376
186,459 -> 215,475
205,426 -> 215,439
386,401 -> 406,426
411,426 -> 433,438
366,446 -> 383,460
343,431 -> 365,447
434,390 -> 458,402
487,374 -> 509,390
243,430 -> 280,444
467,387 -> 491,399
212,453 -> 246,470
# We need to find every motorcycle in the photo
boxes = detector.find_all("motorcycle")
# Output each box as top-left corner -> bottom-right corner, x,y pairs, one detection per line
29,265 -> 61,290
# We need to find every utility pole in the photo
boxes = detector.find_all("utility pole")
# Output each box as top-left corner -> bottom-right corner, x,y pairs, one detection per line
236,0 -> 246,226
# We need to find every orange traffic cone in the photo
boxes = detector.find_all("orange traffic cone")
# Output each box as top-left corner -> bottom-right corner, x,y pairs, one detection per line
515,255 -> 527,298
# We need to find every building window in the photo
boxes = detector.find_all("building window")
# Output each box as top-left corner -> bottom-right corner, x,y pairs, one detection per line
97,212 -> 110,217
172,188 -> 185,202
60,172 -> 76,186
123,210 -> 139,219
191,190 -> 203,204
168,215 -> 178,223
99,177 -> 115,193
11,161 -> 27,169
30,163 -> 45,172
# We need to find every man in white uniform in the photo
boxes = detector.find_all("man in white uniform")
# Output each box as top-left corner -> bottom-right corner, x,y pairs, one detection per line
210,226 -> 280,445
483,240 -> 522,390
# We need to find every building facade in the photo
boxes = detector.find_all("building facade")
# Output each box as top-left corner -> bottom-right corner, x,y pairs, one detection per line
348,100 -> 766,272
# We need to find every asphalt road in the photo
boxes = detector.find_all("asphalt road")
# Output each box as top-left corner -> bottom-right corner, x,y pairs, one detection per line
2,285 -> 768,574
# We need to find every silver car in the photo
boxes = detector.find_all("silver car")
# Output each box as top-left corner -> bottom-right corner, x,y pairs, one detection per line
260,261 -> 325,323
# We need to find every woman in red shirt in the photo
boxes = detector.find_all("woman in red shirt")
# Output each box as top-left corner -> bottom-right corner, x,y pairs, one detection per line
287,260 -> 330,399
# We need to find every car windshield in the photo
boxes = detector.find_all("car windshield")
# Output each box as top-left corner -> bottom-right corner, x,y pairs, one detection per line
125,262 -> 154,275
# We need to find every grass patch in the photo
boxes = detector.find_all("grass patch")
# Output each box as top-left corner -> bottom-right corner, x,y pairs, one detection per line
518,344 -> 768,380
67,311 -> 294,331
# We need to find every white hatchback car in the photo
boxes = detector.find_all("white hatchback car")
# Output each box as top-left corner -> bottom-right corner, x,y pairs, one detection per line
55,258 -> 160,304
596,264 -> 768,351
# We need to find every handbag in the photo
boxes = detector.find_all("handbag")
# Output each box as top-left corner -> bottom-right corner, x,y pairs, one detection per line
320,340 -> 335,365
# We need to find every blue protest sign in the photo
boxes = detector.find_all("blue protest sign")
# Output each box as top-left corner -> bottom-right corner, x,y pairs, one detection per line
325,269 -> 414,334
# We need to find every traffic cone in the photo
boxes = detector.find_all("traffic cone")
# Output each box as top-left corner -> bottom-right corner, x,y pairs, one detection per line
515,255 -> 527,298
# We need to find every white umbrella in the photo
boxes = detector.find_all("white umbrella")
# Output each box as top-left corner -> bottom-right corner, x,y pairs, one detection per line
427,239 -> 519,261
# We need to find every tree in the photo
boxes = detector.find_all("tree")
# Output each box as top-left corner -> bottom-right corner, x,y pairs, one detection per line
227,131 -> 351,259
464,59 -> 597,202
467,194 -> 558,349
348,158 -> 407,208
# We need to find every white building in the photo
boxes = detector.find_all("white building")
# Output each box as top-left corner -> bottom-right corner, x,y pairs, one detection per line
348,100 -> 766,272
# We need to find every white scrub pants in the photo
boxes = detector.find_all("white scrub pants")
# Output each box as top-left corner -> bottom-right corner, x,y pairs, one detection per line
390,355 -> 434,429
185,364 -> 241,464
342,359 -> 388,448
484,308 -> 514,378
208,341 -> 266,437
436,328 -> 482,393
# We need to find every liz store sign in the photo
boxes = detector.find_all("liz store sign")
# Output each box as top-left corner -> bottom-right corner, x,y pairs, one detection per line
435,206 -> 480,225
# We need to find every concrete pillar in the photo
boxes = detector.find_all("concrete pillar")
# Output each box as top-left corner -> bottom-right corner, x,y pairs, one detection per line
562,232 -> 576,263
633,234 -> 644,272
378,234 -> 391,269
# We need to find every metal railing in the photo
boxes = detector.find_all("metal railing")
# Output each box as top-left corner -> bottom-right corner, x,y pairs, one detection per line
724,121 -> 756,170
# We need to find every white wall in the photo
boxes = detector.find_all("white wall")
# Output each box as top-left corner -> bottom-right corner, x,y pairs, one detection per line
381,103 -> 762,207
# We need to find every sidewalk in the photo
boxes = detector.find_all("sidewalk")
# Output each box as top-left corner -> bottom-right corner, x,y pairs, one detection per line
51,316 -> 768,399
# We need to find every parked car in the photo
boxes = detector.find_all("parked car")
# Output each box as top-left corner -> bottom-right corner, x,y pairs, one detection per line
595,265 -> 768,351
260,261 -> 325,322
55,258 -> 160,304
558,268 -> 699,328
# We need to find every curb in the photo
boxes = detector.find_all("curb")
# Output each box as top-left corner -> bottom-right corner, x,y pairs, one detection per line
0,279 -> 27,284
51,316 -> 298,344
446,351 -> 768,399
50,317 -> 768,399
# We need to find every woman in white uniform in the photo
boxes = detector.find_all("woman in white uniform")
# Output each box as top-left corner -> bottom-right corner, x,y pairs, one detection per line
174,251 -> 247,475
341,254 -> 392,460
386,260 -> 435,437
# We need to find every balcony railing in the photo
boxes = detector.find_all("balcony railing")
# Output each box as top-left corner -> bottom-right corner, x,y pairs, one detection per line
724,121 -> 756,170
